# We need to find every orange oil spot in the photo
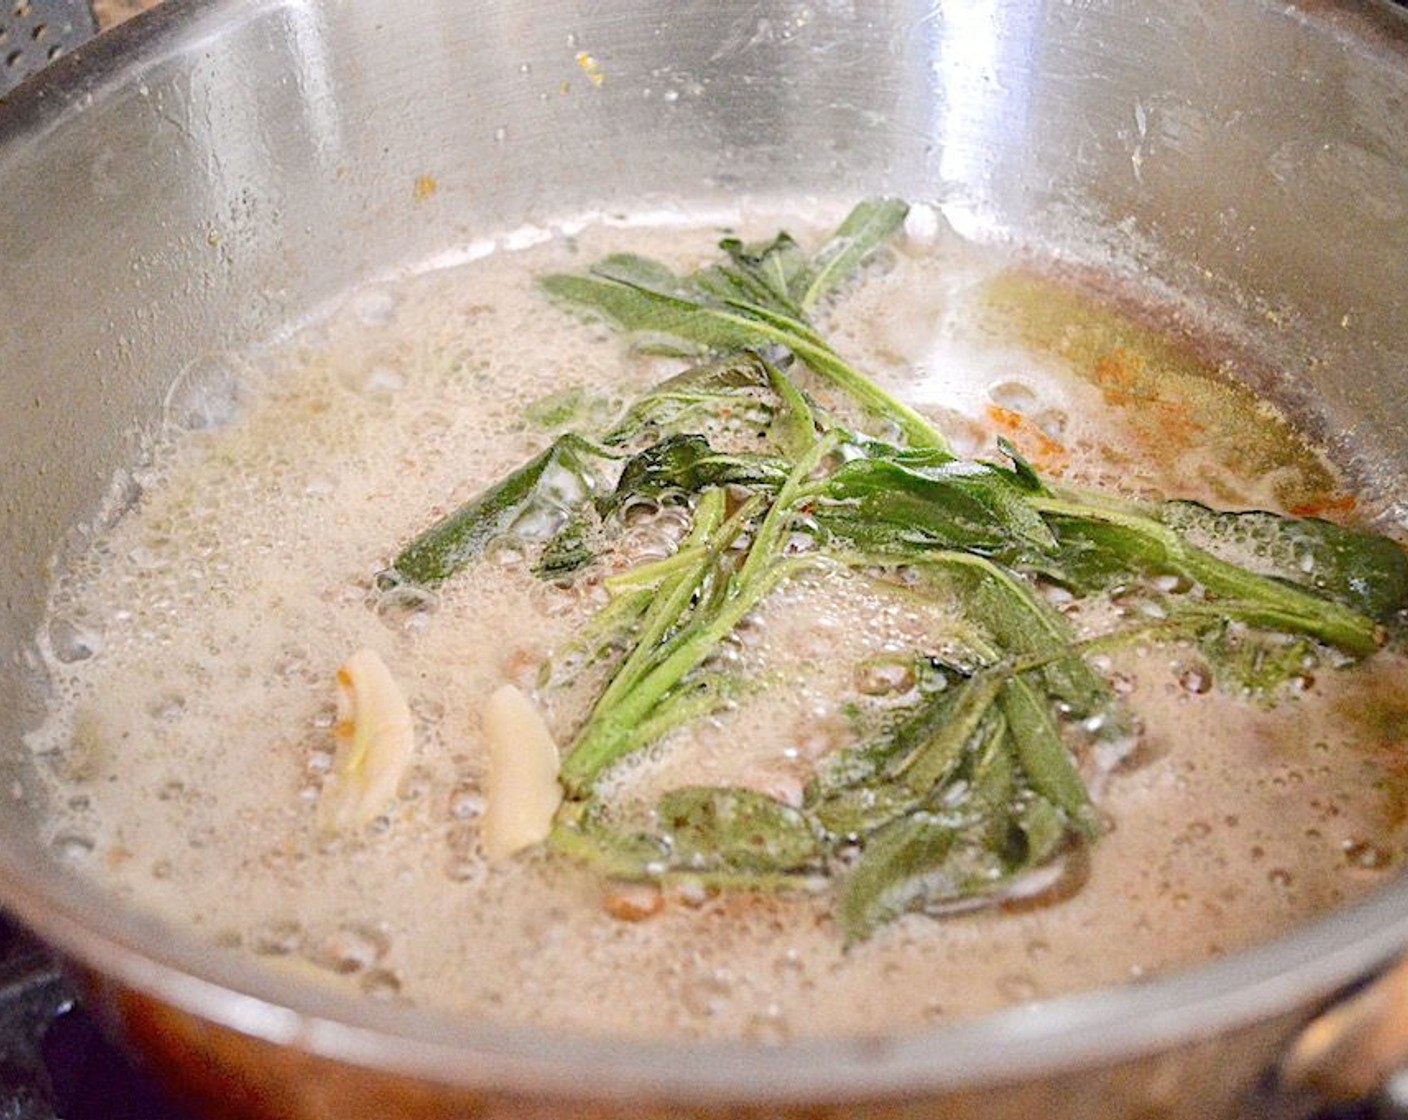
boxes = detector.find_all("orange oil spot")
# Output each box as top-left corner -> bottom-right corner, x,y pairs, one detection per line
984,404 -> 1069,470
1093,347 -> 1143,395
1289,494 -> 1358,520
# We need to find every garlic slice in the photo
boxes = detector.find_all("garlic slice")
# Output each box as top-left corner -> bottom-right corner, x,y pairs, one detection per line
319,648 -> 415,833
481,684 -> 564,861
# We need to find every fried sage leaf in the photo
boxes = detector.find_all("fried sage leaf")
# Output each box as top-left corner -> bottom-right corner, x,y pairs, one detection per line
542,199 -> 946,450
658,786 -> 824,874
390,434 -> 614,587
1159,501 -> 1408,623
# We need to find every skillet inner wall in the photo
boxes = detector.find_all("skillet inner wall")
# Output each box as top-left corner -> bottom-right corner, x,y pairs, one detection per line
0,0 -> 1406,1055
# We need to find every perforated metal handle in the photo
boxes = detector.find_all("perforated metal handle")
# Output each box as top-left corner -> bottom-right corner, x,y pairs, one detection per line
0,0 -> 96,96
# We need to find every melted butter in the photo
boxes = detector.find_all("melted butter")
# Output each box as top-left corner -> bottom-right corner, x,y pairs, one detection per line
26,213 -> 1408,1040
976,271 -> 1343,511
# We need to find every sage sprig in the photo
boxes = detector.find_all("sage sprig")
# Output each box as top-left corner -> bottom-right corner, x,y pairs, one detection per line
385,202 -> 1408,941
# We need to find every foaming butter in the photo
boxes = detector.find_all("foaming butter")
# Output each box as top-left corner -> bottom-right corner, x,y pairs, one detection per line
26,210 -> 1408,1039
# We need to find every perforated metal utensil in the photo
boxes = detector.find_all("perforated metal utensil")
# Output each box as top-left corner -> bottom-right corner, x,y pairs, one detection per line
0,0 -> 94,96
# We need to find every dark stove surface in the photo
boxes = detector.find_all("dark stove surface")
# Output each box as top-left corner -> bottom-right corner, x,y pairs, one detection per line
43,1010 -> 200,1120
0,913 -> 197,1120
